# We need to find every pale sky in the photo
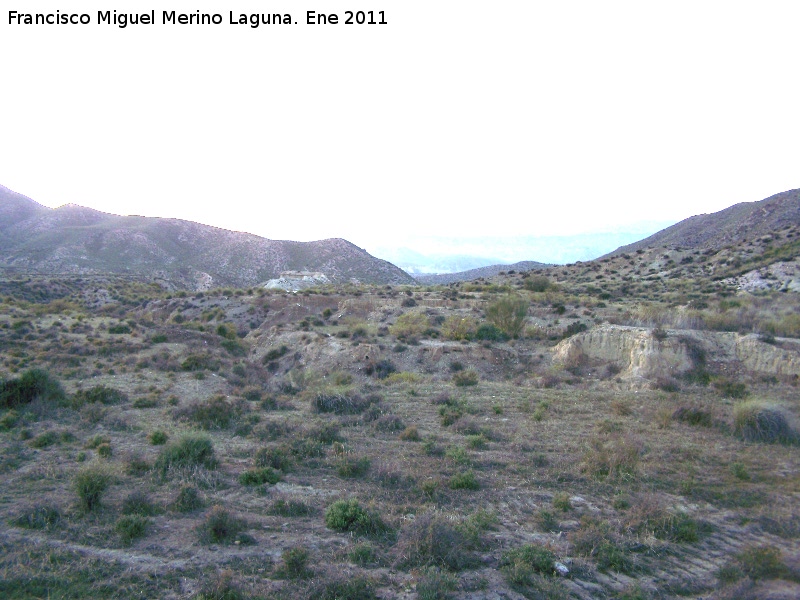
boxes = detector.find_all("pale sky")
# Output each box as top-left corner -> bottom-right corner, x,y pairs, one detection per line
2,1 -> 799,262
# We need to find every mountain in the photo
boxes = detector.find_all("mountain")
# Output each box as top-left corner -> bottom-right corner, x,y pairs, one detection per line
0,185 -> 416,290
414,260 -> 551,285
605,189 -> 800,256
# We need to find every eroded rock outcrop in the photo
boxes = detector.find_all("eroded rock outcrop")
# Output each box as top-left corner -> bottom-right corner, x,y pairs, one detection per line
554,324 -> 800,382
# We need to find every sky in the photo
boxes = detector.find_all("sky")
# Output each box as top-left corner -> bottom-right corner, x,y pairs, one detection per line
2,1 -> 799,265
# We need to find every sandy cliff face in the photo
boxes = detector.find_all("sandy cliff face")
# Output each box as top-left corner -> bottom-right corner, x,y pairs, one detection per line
554,324 -> 800,381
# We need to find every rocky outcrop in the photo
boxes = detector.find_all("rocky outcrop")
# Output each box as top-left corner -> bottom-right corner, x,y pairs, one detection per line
722,259 -> 800,293
554,324 -> 800,381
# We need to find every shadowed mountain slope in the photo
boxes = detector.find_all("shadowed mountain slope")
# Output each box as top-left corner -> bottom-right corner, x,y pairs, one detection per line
0,185 -> 415,290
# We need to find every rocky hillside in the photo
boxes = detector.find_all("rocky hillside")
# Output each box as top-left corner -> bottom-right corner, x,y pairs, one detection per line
0,185 -> 415,290
414,260 -> 551,285
606,188 -> 800,256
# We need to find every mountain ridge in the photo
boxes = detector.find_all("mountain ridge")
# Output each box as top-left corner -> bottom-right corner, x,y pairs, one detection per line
0,185 -> 416,290
604,188 -> 800,256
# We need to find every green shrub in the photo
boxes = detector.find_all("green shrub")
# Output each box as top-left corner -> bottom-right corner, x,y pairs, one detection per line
0,369 -> 65,408
238,467 -> 281,486
30,430 -> 60,448
389,312 -> 430,341
714,379 -> 748,399
348,542 -> 379,567
730,462 -> 751,481
181,353 -> 217,372
672,406 -> 713,427
267,498 -> 313,517
452,369 -> 479,387
445,445 -> 470,465
736,544 -> 788,580
155,435 -> 216,475
466,434 -> 489,450
523,275 -> 551,293
552,492 -> 571,512
174,485 -> 204,512
254,445 -> 292,471
570,519 -> 635,574
312,393 -> 373,414
441,315 -> 477,341
400,425 -> 421,441
195,571 -> 244,600
12,504 -> 62,530
538,509 -> 559,532
374,414 -> 405,433
122,491 -> 157,516
96,442 -> 112,458
177,395 -> 241,430
449,471 -> 479,490
485,295 -> 528,338
263,345 -> 289,362
583,435 -> 641,480
108,324 -> 132,334
501,544 -> 557,584
733,401 -> 797,444
215,323 -> 238,339
278,546 -> 312,579
74,466 -> 112,511
84,434 -> 110,449
325,499 -> 390,537
306,575 -> 378,600
116,514 -> 149,545
394,512 -> 476,571
365,359 -> 397,380
71,385 -> 128,406
198,506 -> 249,545
148,430 -> 168,445
474,324 -> 508,342
0,409 -> 20,430
337,456 -> 371,478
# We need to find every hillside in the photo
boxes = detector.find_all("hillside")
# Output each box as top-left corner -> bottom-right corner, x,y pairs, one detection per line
0,185 -> 416,290
1,188 -> 799,600
605,188 -> 800,256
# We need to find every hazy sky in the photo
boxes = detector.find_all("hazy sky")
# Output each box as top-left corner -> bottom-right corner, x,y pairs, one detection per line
2,1 -> 799,261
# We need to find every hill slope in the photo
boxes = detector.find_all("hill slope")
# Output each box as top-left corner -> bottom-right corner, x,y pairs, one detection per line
0,185 -> 415,289
605,188 -> 800,256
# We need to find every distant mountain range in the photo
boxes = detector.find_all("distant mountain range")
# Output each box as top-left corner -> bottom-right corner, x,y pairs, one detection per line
368,227 -> 674,274
414,261 -> 551,285
2,184 -> 798,290
0,185 -> 415,289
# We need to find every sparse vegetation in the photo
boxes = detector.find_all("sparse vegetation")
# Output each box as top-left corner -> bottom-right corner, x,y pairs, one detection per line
74,465 -> 112,511
485,295 -> 528,338
155,434 -> 217,475
1,231 -> 800,598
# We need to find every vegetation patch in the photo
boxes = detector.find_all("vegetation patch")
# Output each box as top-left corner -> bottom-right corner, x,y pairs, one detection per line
238,466 -> 281,486
0,368 -> 65,408
198,506 -> 251,545
312,392 -> 374,414
733,401 -> 797,444
73,465 -> 112,511
154,434 -> 217,475
393,511 -> 477,571
324,499 -> 391,538
501,544 -> 557,584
